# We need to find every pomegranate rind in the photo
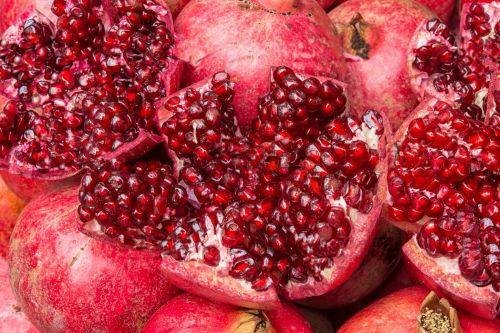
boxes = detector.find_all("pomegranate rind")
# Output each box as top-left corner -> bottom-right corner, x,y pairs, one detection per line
403,237 -> 500,320
161,256 -> 281,310
283,109 -> 391,300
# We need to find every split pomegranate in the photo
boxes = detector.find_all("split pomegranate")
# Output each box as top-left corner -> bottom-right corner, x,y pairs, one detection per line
384,97 -> 500,319
0,0 -> 182,200
329,0 -> 435,129
173,0 -> 347,130
408,1 -> 498,121
142,293 -> 314,333
0,257 -> 38,333
0,175 -> 25,257
338,286 -> 500,333
77,67 -> 390,309
8,187 -> 180,333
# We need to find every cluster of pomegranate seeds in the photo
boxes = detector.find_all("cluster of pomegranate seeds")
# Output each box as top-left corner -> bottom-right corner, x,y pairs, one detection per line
161,72 -> 238,167
79,67 -> 385,291
78,159 -> 192,248
387,100 -> 499,290
0,0 -> 174,172
411,1 -> 498,120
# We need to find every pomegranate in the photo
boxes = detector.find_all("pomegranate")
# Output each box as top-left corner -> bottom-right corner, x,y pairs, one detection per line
383,97 -> 500,319
408,1 -> 498,121
142,293 -> 314,333
329,0 -> 435,129
299,221 -> 404,308
8,187 -> 180,333
173,0 -> 347,130
0,175 -> 25,257
0,0 -> 182,200
338,286 -> 500,333
0,257 -> 38,333
77,67 -> 390,309
332,0 -> 456,22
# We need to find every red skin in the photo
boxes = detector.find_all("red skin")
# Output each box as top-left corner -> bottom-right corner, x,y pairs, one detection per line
0,257 -> 39,333
332,0 -> 455,22
0,0 -> 53,33
329,0 -> 435,129
317,0 -> 339,10
8,188 -> 180,333
0,176 -> 25,257
142,293 -> 314,333
338,286 -> 500,333
174,0 -> 347,130
159,0 -> 191,17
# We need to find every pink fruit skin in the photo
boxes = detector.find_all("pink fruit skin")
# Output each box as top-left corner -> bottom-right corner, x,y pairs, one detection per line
0,0 -> 53,33
174,0 -> 347,130
0,257 -> 39,333
338,286 -> 500,333
8,188 -> 180,333
329,0 -> 435,129
142,293 -> 313,333
0,176 -> 25,257
332,0 -> 455,22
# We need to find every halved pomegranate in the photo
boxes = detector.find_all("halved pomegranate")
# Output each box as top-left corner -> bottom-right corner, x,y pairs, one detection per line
77,67 -> 390,309
0,0 -> 182,200
383,97 -> 499,319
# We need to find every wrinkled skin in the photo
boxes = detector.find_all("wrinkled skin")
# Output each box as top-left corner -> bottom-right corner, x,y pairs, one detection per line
8,188 -> 180,333
142,293 -> 314,333
0,257 -> 39,333
329,0 -> 435,129
338,286 -> 500,333
0,176 -> 25,257
174,0 -> 347,130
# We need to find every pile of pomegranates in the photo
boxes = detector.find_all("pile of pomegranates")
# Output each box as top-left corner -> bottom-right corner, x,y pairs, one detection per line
0,0 -> 497,332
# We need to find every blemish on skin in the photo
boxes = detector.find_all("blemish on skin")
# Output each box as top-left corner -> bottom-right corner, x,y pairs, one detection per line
237,0 -> 294,16
69,241 -> 90,267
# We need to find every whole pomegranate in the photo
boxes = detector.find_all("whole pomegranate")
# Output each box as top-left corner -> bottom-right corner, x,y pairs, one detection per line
0,257 -> 38,333
332,0 -> 456,22
8,188 -> 180,333
77,67 -> 390,309
173,0 -> 347,130
142,293 -> 314,333
383,0 -> 499,319
329,0 -> 435,129
338,286 -> 500,333
0,0 -> 182,200
0,175 -> 25,257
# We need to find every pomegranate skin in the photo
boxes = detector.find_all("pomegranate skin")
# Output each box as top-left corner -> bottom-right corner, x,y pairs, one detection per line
174,0 -> 347,130
0,257 -> 39,333
8,188 -> 180,333
0,0 -> 53,33
317,0 -> 339,10
329,0 -> 435,129
338,286 -> 500,333
160,0 -> 191,17
0,176 -> 25,257
142,293 -> 314,333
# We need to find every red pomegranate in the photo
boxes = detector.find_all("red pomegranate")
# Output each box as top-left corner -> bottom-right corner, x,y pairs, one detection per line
384,97 -> 499,319
0,0 -> 182,200
338,286 -> 500,333
382,0 -> 499,319
142,293 -> 314,333
8,187 -> 180,333
329,0 -> 435,129
332,0 -> 456,22
77,67 -> 391,309
0,257 -> 38,333
0,175 -> 25,257
173,0 -> 347,130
